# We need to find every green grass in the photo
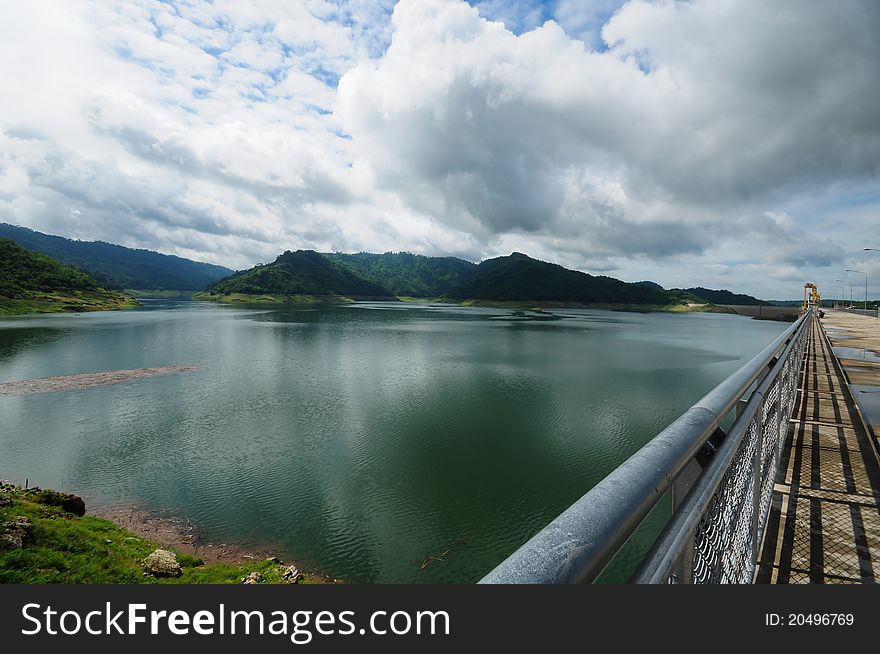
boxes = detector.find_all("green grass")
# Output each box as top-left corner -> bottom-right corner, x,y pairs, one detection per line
658,302 -> 724,314
0,488 -> 324,584
0,292 -> 140,315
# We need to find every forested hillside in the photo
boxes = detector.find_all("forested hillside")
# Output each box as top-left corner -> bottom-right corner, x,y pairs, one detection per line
0,223 -> 233,290
0,238 -> 138,314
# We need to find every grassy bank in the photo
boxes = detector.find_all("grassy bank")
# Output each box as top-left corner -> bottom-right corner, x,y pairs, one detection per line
0,485 -> 326,584
458,298 -> 726,314
193,291 -> 356,304
126,289 -> 196,299
0,292 -> 140,315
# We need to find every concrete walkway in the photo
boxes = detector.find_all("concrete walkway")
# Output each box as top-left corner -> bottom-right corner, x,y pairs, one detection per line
823,310 -> 880,389
756,312 -> 880,583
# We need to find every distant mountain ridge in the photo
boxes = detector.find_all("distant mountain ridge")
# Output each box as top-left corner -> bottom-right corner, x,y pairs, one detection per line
201,250 -> 392,298
200,249 -> 702,308
449,252 -> 670,305
0,223 -> 233,291
0,223 -> 769,309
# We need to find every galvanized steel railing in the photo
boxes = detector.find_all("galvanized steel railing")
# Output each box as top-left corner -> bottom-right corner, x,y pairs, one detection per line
480,310 -> 812,584
842,307 -> 879,318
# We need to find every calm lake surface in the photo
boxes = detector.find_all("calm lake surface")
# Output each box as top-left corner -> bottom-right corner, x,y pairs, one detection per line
0,301 -> 786,582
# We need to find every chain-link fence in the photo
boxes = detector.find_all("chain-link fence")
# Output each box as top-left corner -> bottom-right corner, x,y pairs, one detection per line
685,325 -> 806,583
482,311 -> 813,585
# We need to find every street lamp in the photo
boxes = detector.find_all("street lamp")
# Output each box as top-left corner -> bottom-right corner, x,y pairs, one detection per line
836,279 -> 853,307
830,285 -> 842,309
845,269 -> 868,311
865,248 -> 880,311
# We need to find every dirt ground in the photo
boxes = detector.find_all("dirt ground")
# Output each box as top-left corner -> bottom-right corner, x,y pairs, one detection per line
91,503 -> 279,565
823,310 -> 880,387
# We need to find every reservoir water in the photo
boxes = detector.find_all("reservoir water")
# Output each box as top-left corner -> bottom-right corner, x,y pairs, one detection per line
0,301 -> 786,582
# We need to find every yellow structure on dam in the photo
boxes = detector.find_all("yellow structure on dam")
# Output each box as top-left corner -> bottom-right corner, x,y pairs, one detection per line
803,283 -> 821,311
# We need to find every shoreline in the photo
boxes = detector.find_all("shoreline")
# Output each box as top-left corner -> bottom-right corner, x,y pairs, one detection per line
189,295 -> 798,321
0,295 -> 797,322
91,503 -> 276,566
89,502 -> 339,583
1,481 -> 339,583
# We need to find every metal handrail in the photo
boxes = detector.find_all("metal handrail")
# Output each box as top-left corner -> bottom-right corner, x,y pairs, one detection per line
631,312 -> 806,583
842,307 -> 879,318
480,310 -> 812,584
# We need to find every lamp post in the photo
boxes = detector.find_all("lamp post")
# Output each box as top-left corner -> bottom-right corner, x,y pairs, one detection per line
845,269 -> 868,311
865,249 -> 879,311
830,285 -> 842,309
836,279 -> 853,308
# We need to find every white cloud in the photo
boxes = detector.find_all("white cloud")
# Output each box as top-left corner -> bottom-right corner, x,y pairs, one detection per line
0,0 -> 878,297
337,0 -> 880,295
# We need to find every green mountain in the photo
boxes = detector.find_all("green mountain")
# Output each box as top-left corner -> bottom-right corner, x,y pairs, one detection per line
449,252 -> 670,305
0,223 -> 233,291
0,239 -> 138,314
324,252 -> 476,297
197,248 -> 765,311
680,287 -> 767,306
199,250 -> 393,300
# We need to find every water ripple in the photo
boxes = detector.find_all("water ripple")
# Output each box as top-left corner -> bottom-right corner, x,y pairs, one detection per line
0,301 -> 788,582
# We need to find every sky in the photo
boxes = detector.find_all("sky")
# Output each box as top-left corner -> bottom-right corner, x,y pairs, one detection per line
1,0 -> 879,299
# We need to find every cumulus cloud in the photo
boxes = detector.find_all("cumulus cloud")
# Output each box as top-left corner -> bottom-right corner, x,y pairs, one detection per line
0,0 -> 372,269
337,0 -> 880,267
0,0 -> 879,296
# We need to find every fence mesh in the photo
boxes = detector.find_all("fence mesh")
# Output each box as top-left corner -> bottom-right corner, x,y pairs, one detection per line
688,318 -> 809,584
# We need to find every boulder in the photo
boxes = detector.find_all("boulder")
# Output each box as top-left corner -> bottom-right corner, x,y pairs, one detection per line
241,571 -> 263,585
59,493 -> 86,517
143,549 -> 181,577
29,490 -> 85,516
281,565 -> 302,584
0,516 -> 33,551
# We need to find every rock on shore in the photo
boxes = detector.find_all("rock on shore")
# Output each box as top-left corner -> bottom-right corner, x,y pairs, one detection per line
0,516 -> 32,551
143,549 -> 182,577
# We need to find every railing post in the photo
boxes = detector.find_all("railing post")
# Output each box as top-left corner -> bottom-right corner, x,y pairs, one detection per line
672,533 -> 695,584
672,459 -> 702,511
